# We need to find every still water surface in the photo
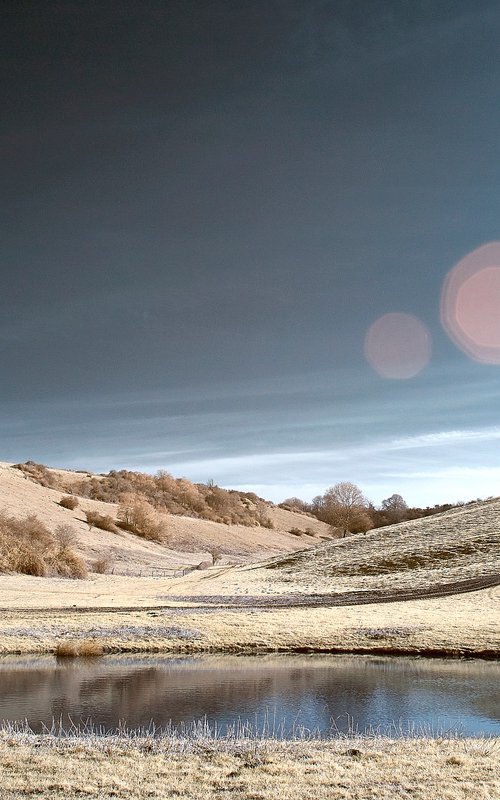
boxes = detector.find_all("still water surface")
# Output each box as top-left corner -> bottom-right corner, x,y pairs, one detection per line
0,654 -> 498,737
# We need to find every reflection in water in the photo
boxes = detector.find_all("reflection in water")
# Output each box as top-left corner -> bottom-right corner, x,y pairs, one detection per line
0,654 -> 498,736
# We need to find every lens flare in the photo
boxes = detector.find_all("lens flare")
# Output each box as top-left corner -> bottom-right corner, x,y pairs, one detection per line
441,242 -> 500,364
364,313 -> 431,379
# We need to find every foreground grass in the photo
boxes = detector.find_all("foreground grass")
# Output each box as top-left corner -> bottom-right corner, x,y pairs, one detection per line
0,730 -> 498,799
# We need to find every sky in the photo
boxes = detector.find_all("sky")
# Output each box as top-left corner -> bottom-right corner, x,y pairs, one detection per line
1,0 -> 500,507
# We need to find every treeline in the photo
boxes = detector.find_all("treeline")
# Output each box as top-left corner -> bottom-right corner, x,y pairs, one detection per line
280,484 -> 474,536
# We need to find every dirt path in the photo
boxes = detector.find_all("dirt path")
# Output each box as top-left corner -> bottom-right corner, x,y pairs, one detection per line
2,573 -> 498,615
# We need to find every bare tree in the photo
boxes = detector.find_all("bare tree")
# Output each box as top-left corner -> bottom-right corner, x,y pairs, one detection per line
54,524 -> 77,551
323,482 -> 371,537
207,545 -> 222,565
381,493 -> 408,523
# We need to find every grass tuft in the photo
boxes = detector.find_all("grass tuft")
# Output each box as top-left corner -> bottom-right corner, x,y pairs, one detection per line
55,639 -> 103,658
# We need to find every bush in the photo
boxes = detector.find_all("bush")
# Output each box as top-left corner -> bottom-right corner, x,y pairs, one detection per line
13,461 -> 57,488
59,495 -> 79,510
13,549 -> 48,577
207,545 -> 222,565
54,524 -> 77,550
52,549 -> 88,579
117,494 -> 169,543
279,497 -> 309,512
85,511 -> 118,533
92,556 -> 113,574
74,469 -> 270,527
14,461 -> 279,529
56,639 -> 103,657
0,512 -> 87,579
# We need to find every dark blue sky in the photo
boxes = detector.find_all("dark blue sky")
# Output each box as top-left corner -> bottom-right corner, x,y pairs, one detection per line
1,1 -> 500,504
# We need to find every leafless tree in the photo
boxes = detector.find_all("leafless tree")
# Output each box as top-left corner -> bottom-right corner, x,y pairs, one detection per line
54,524 -> 77,551
207,545 -> 222,565
323,481 -> 371,537
381,493 -> 408,523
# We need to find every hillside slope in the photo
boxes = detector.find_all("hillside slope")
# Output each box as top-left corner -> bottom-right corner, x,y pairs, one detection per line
165,497 -> 500,597
0,462 -> 332,575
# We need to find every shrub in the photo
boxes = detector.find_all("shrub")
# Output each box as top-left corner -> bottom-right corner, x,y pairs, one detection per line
207,545 -> 222,565
13,549 -> 48,577
0,512 -> 87,579
54,524 -> 77,550
56,639 -> 103,658
14,462 -> 279,529
76,469 -> 268,526
280,497 -> 309,512
59,495 -> 79,510
85,511 -> 118,533
52,549 -> 88,579
13,461 -> 57,488
347,509 -> 373,535
92,556 -> 113,574
117,494 -> 169,543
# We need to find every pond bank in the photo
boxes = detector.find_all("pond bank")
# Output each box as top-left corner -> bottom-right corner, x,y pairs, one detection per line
1,591 -> 498,659
0,575 -> 498,660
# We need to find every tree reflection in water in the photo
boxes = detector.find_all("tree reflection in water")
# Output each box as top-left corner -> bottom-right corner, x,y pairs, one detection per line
0,654 -> 498,736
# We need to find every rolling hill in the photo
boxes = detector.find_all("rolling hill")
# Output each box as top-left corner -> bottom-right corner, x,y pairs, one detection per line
0,461 -> 332,576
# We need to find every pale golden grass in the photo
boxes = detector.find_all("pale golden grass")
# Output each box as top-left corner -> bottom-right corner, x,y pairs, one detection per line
0,734 -> 497,799
55,639 -> 104,657
0,462 -> 498,658
240,497 -> 500,595
0,581 -> 498,657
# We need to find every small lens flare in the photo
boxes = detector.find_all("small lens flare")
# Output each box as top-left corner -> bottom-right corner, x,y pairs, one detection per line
364,312 -> 432,379
441,242 -> 500,364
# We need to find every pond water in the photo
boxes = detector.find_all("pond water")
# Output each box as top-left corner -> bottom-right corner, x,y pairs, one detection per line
0,654 -> 498,737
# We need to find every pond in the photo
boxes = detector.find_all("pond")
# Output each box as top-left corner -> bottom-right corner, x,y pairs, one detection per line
0,654 -> 498,737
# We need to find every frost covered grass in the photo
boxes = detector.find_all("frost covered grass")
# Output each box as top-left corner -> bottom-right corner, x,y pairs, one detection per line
0,585 -> 497,657
0,720 -> 498,800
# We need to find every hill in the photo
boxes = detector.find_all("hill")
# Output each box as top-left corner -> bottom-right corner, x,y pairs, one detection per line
0,461 -> 332,576
163,496 -> 500,599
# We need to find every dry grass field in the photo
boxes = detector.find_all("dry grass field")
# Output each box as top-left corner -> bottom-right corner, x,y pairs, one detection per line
0,732 -> 497,800
0,460 -> 498,658
0,578 -> 498,657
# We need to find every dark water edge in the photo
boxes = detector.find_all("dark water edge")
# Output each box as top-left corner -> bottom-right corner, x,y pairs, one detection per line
0,653 -> 498,737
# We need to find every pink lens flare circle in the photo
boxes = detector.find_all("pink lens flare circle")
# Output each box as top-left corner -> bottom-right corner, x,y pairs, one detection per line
441,242 -> 500,364
364,313 -> 432,379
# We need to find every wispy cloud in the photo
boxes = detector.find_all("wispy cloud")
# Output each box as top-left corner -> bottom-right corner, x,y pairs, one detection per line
389,427 -> 500,450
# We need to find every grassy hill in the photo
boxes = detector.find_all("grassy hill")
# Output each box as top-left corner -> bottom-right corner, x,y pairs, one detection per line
0,461 -> 332,577
256,497 -> 500,591
185,497 -> 499,598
